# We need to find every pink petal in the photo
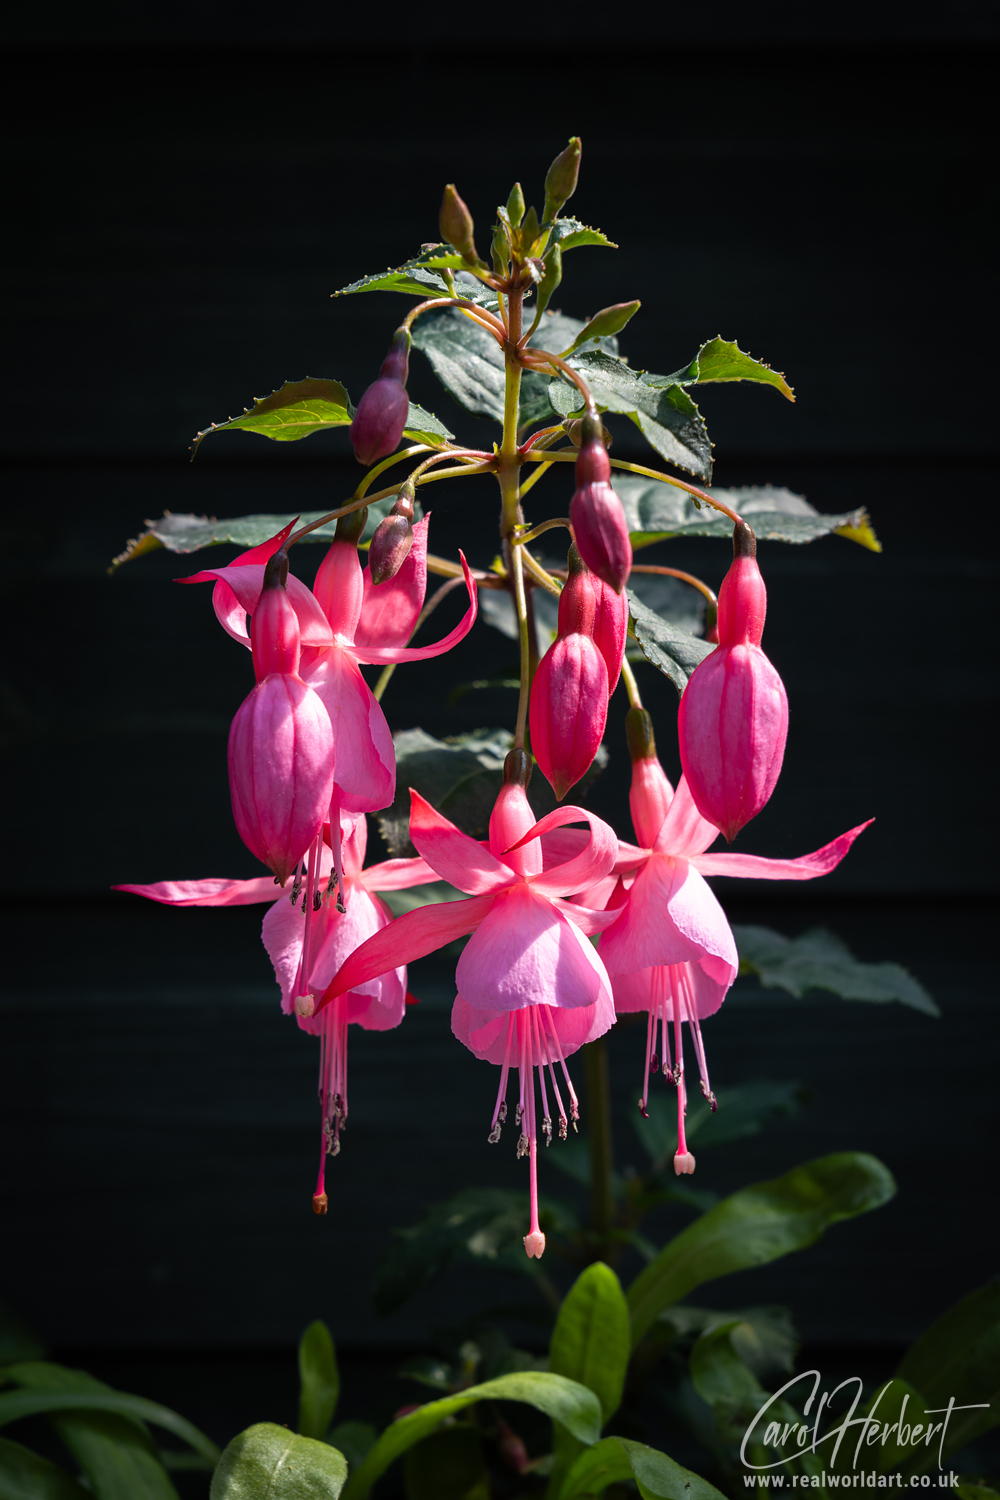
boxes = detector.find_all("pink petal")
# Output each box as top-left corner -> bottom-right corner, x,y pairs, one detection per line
611,960 -> 730,1020
113,876 -> 280,906
350,552 -> 477,664
305,647 -> 395,814
210,520 -> 300,648
354,515 -> 429,650
316,891 -> 496,1010
456,883 -> 612,1013
313,539 -> 364,641
510,806 -> 618,899
361,856 -> 441,891
408,789 -> 514,895
599,853 -> 738,985
654,774 -> 721,859
181,562 -> 334,649
451,989 -> 615,1063
551,895 -> 627,935
691,818 -> 874,880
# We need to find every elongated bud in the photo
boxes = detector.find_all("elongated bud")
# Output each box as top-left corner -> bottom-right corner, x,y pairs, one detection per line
489,750 -> 541,879
559,543 -> 627,687
561,300 -> 640,356
543,136 -> 581,222
440,183 -> 478,262
678,521 -> 789,841
530,631 -> 609,801
569,416 -> 632,592
506,182 -> 525,229
625,707 -> 674,848
313,506 -> 367,638
350,329 -> 410,466
368,482 -> 416,585
250,550 -> 300,680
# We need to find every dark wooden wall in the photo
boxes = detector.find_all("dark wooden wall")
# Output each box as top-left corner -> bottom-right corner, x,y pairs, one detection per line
2,3 -> 997,1386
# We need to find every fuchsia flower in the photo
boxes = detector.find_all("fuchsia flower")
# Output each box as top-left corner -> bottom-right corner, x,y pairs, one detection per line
183,512 -> 477,815
350,329 -> 411,466
568,416 -> 632,593
594,708 -> 871,1174
116,810 -> 438,1212
317,752 -> 623,1258
678,520 -> 789,841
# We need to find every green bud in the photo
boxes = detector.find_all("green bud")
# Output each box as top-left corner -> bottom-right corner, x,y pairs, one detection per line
533,241 -> 562,319
560,300 -> 640,358
543,136 -> 581,222
491,222 -> 510,276
520,204 -> 540,251
506,181 -> 525,228
334,505 -> 368,545
440,184 -> 478,262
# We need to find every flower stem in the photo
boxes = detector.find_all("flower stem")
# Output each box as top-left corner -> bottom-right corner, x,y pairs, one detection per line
583,1036 -> 616,1256
512,516 -> 571,548
620,658 -> 644,709
520,448 -> 744,525
629,563 -> 718,607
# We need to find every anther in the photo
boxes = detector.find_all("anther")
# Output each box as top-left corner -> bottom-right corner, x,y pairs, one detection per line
516,1133 -> 529,1159
313,891 -> 322,911
701,1082 -> 718,1110
515,1103 -> 523,1127
650,1054 -> 660,1073
312,1191 -> 328,1215
638,1097 -> 649,1118
542,1115 -> 553,1145
498,1101 -> 508,1124
488,1123 -> 502,1144
558,1115 -> 567,1141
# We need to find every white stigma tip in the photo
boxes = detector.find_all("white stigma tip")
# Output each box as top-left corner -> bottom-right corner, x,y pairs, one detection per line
674,1150 -> 696,1176
523,1229 -> 546,1259
294,993 -> 315,1017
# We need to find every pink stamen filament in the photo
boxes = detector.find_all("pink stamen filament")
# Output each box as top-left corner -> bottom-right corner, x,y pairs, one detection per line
489,1012 -> 516,1142
293,834 -> 322,1004
681,968 -> 716,1109
673,979 -> 688,1157
533,1011 -> 553,1145
315,994 -> 350,1202
326,787 -> 346,913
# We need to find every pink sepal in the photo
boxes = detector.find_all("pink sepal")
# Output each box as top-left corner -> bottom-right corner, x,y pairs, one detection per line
354,516 -> 429,650
209,520 -> 298,647
692,819 -> 873,880
451,990 -> 615,1064
653,775 -> 720,860
551,896 -> 626,935
350,553 -> 477,664
113,876 -> 280,907
361,856 -> 441,891
506,806 -> 618,899
316,891 -> 496,1010
304,646 -> 395,813
182,562 -> 334,649
408,789 -> 514,895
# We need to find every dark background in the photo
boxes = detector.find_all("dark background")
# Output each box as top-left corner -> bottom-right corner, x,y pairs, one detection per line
2,0 -> 998,1460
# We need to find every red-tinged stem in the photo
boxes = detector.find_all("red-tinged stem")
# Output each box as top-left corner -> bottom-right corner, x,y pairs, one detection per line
286,455 -> 495,548
401,295 -> 507,346
521,448 -> 744,526
520,347 -> 597,414
629,563 -> 718,607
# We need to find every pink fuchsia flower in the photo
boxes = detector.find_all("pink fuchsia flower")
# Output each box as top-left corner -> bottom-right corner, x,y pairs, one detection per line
350,328 -> 411,466
115,810 -> 438,1213
182,515 -> 477,816
569,416 -> 632,593
316,751 -> 623,1257
677,520 -> 789,842
228,552 -> 335,884
596,707 -> 872,1175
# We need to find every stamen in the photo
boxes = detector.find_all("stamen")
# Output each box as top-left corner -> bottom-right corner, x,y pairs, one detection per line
292,833 -> 322,1012
533,1011 -> 554,1145
681,969 -> 717,1109
539,1005 -> 580,1130
327,787 -> 347,913
639,1005 -> 655,1117
489,1013 -> 515,1142
672,979 -> 693,1175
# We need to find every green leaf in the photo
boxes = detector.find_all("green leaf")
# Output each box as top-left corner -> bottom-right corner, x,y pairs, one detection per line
411,308 -> 556,425
734,926 -> 940,1016
210,1424 -> 347,1499
626,589 -> 715,694
616,476 -> 879,550
547,218 -> 617,252
633,1082 -> 804,1170
548,1264 -> 631,1497
659,1305 -> 798,1379
0,1435 -> 89,1500
340,1373 -> 601,1500
326,1423 -> 376,1471
333,250 -> 498,306
559,1436 -> 727,1500
895,1281 -> 1000,1469
298,1321 -> 340,1441
110,495 -> 416,570
690,1322 -> 768,1446
0,1364 -> 220,1467
663,337 -> 794,401
626,1153 -> 897,1346
402,1426 -> 489,1500
190,376 -> 453,455
547,351 -> 712,481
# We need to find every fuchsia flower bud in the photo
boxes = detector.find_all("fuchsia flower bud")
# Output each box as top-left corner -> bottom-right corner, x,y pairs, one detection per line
228,551 -> 336,884
350,328 -> 411,466
530,552 -> 610,801
368,482 -> 416,585
625,707 -> 674,848
677,520 -> 789,842
569,415 -> 632,593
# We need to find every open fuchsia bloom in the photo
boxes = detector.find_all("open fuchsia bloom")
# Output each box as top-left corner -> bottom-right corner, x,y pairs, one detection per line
350,328 -> 411,466
182,513 -> 477,816
568,414 -> 632,593
116,810 -> 438,1213
678,520 -> 789,841
589,708 -> 871,1176
316,752 -> 623,1258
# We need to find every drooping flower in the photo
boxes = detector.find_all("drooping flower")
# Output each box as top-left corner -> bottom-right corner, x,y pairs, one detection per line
316,752 -> 622,1257
595,708 -> 871,1174
677,520 -> 789,841
568,415 -> 632,593
350,328 -> 411,466
182,515 -> 477,816
115,810 -> 438,1212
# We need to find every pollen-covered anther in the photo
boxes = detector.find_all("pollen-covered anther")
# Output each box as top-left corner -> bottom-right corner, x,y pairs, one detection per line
294,992 -> 316,1018
542,1115 -> 553,1146
498,1102 -> 508,1124
638,1097 -> 649,1119
674,1150 -> 697,1176
558,1115 -> 568,1141
701,1083 -> 718,1110
488,1123 -> 502,1144
516,1133 -> 529,1159
523,1229 -> 546,1259
312,1191 -> 328,1215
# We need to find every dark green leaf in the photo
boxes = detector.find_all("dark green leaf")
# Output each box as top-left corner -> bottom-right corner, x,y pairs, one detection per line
690,1322 -> 768,1446
402,1426 -> 488,1500
626,589 -> 715,693
734,926 -> 939,1016
111,495 -> 417,570
298,1321 -> 340,1441
548,1264 -> 631,1497
656,337 -> 793,401
397,1356 -> 455,1393
954,1486 -> 1000,1500
655,1306 -> 798,1378
633,1082 -> 804,1170
616,476 -> 879,550
0,1435 -> 89,1500
548,351 -> 712,480
333,251 -> 499,306
0,1304 -> 46,1364
547,218 -> 617,251
326,1423 -> 376,1471
340,1373 -> 601,1500
559,1436 -> 727,1500
411,308 -> 555,425
210,1424 -> 347,1499
626,1154 -> 897,1345
190,376 -> 453,454
895,1282 -> 1000,1469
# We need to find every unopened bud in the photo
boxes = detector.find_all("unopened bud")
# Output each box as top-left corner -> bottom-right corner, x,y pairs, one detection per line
502,747 -> 532,789
561,543 -> 627,686
250,552 -> 300,680
368,485 -> 416,586
530,631 -> 609,801
491,222 -> 510,276
674,1151 -> 696,1176
497,1421 -> 531,1474
520,204 -> 540,250
562,300 -> 640,357
570,428 -> 631,593
440,183 -> 478,262
564,416 -> 612,449
543,136 -> 581,222
523,1228 -> 547,1259
350,332 -> 410,466
506,181 -> 525,229
534,241 -> 562,317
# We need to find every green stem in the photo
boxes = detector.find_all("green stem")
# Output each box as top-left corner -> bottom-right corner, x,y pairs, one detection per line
498,286 -> 531,748
620,658 -> 643,709
583,1036 -> 615,1258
